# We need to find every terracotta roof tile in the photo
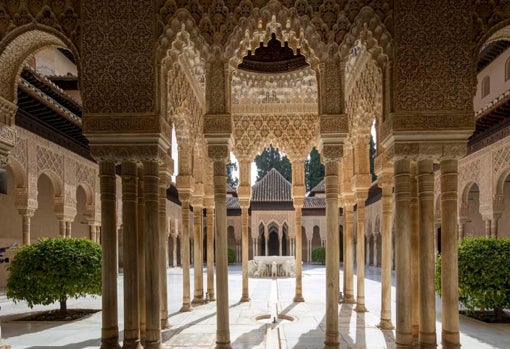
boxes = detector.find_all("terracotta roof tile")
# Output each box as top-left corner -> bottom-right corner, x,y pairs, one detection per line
227,197 -> 240,209
304,197 -> 325,208
251,168 -> 292,202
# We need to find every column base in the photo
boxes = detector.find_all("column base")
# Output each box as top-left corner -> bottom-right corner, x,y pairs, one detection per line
293,295 -> 305,302
143,341 -> 162,349
343,294 -> 356,304
215,341 -> 232,349
161,319 -> 170,329
377,319 -> 395,330
441,342 -> 460,349
324,339 -> 340,349
180,304 -> 192,312
419,342 -> 437,349
240,295 -> 250,302
101,338 -> 121,349
354,304 -> 367,313
192,297 -> 205,305
121,340 -> 142,349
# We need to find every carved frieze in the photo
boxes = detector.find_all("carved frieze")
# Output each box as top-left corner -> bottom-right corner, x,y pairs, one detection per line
83,114 -> 161,134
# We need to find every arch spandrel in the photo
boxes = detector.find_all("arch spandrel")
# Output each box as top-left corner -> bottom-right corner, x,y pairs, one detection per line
0,26 -> 79,107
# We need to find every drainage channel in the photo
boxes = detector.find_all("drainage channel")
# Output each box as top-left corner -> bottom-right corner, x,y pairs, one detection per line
255,279 -> 294,349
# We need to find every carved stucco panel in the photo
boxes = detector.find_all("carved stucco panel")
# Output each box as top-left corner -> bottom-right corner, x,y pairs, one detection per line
251,210 -> 296,239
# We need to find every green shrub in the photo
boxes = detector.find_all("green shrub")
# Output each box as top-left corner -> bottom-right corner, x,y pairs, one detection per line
312,247 -> 326,264
435,237 -> 510,319
227,247 -> 235,264
7,238 -> 102,313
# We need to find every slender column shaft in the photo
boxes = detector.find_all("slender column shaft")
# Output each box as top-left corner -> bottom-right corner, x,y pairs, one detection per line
172,235 -> 177,267
484,219 -> 491,237
240,206 -> 250,301
143,161 -> 161,349
379,180 -> 394,329
121,161 -> 141,349
192,207 -> 204,304
66,221 -> 72,238
159,184 -> 169,328
417,160 -> 437,348
212,156 -> 231,349
440,159 -> 460,349
180,202 -> 191,311
265,236 -> 268,256
343,205 -> 355,303
294,206 -> 304,302
206,208 -> 215,301
410,165 -> 420,338
355,199 -> 367,312
59,220 -> 66,237
324,160 -> 339,348
394,159 -> 412,348
137,168 -> 146,341
20,212 -> 33,245
99,161 -> 120,349
90,225 -> 97,242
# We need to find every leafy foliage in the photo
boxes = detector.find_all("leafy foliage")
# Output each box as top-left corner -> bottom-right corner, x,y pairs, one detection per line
254,145 -> 292,182
305,147 -> 325,192
435,237 -> 510,319
7,238 -> 102,312
226,160 -> 239,188
312,247 -> 326,265
227,247 -> 236,264
369,135 -> 377,182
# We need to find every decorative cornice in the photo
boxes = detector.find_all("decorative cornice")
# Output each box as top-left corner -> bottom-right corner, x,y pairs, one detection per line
83,113 -> 162,134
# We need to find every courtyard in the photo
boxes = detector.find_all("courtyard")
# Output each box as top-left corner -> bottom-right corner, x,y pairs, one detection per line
1,264 -> 508,349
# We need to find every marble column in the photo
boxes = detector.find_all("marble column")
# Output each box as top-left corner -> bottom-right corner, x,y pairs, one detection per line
180,201 -> 192,312
206,206 -> 216,301
440,159 -> 460,349
121,161 -> 141,349
491,214 -> 501,238
343,203 -> 355,304
240,205 -> 250,301
158,173 -> 170,328
484,218 -> 491,237
65,221 -> 72,238
410,164 -> 420,339
323,150 -> 340,348
355,197 -> 367,312
137,167 -> 146,341
59,219 -> 66,237
394,159 -> 412,348
417,159 -> 436,348
171,234 -> 178,268
89,224 -> 98,242
143,160 -> 161,349
209,145 -> 231,349
192,204 -> 204,304
378,176 -> 394,329
99,161 -> 120,349
18,209 -> 34,245
265,235 -> 268,256
294,205 -> 304,302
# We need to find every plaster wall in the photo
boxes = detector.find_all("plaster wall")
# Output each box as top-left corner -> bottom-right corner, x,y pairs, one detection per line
473,47 -> 510,111
34,47 -> 77,77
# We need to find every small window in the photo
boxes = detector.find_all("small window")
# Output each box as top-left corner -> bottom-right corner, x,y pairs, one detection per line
481,76 -> 490,98
506,57 -> 510,81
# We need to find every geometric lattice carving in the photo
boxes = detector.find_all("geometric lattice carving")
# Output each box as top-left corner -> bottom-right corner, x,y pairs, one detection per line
76,163 -> 96,189
493,145 -> 510,175
459,158 -> 480,187
12,136 -> 27,169
36,145 -> 63,175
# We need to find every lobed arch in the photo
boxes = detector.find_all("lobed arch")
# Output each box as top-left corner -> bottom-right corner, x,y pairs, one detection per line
339,6 -> 392,68
36,170 -> 63,198
224,1 -> 328,71
0,25 -> 80,110
6,157 -> 26,189
76,182 -> 95,218
460,181 -> 480,209
494,167 -> 510,205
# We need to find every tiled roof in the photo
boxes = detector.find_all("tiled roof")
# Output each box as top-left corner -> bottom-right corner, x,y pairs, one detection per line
304,197 -> 326,208
251,168 -> 292,202
308,179 -> 325,196
227,197 -> 240,209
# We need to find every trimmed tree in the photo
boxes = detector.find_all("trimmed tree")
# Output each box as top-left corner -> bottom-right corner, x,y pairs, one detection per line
305,147 -> 325,192
254,145 -> 292,182
7,238 -> 102,313
312,247 -> 326,265
227,247 -> 236,264
435,237 -> 510,320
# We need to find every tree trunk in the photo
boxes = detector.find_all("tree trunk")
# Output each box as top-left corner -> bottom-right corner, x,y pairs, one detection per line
494,308 -> 504,321
60,298 -> 67,313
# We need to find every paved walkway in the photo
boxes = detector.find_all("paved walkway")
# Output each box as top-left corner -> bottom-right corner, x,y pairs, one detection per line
1,265 -> 508,348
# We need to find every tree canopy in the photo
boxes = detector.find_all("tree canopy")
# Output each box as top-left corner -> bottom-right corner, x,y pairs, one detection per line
305,147 -> 325,191
254,145 -> 292,182
7,238 -> 102,313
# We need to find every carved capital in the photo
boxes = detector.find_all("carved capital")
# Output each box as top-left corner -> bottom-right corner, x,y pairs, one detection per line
0,96 -> 17,126
319,114 -> 349,137
207,144 -> 229,161
203,114 -> 232,136
90,143 -> 165,163
321,144 -> 343,163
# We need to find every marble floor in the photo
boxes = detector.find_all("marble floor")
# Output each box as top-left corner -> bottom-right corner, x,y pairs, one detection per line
0,265 -> 508,348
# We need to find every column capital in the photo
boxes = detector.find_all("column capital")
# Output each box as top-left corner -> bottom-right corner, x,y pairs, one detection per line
17,208 -> 35,217
320,144 -> 344,163
207,144 -> 230,162
319,114 -> 349,139
0,96 -> 17,126
90,142 -> 168,164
